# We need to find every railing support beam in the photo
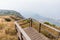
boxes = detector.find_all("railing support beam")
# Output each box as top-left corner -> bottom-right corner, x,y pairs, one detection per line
39,23 -> 41,33
21,33 -> 23,40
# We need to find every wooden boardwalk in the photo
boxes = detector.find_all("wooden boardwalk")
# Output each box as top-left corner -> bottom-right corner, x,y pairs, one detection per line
15,22 -> 50,40
24,27 -> 50,40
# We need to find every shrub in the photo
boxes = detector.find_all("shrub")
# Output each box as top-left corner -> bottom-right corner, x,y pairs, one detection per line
44,22 -> 56,27
44,22 -> 52,26
5,28 -> 17,35
5,18 -> 11,22
52,24 -> 56,27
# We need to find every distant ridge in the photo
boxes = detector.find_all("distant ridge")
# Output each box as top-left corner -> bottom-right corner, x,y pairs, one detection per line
0,10 -> 24,19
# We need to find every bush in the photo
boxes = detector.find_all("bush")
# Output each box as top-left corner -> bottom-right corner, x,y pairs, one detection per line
44,22 -> 52,26
5,28 -> 17,35
44,22 -> 56,27
5,18 -> 11,22
52,24 -> 56,27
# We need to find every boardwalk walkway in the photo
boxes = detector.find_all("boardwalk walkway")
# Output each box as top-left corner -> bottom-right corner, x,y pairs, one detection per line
24,27 -> 50,40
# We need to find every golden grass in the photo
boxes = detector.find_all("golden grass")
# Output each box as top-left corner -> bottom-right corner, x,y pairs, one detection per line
0,16 -> 19,40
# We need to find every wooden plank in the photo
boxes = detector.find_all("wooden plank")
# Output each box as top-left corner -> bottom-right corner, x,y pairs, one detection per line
20,22 -> 29,25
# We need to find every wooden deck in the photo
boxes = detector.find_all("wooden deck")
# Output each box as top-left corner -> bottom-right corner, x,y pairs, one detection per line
24,27 -> 50,40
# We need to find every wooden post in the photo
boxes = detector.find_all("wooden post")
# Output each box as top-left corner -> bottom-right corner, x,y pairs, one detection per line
18,37 -> 20,40
39,23 -> 41,33
15,25 -> 18,33
31,18 -> 32,27
21,33 -> 23,40
29,18 -> 32,27
57,32 -> 60,40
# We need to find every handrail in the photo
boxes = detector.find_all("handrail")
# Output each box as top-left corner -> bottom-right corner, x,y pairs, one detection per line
31,18 -> 60,39
31,18 -> 60,33
17,18 -> 30,22
15,22 -> 31,40
41,23 -> 60,32
15,18 -> 60,40
20,22 -> 29,25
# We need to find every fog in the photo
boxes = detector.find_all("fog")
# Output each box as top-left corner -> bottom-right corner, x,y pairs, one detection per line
0,0 -> 60,20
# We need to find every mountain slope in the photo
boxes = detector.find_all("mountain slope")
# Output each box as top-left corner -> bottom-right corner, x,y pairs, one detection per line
0,10 -> 24,19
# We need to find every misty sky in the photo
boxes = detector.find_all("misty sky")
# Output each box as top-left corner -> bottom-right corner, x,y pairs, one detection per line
0,0 -> 60,20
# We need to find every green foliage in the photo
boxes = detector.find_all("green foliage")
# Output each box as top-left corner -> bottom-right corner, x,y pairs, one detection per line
44,22 -> 56,27
44,22 -> 52,26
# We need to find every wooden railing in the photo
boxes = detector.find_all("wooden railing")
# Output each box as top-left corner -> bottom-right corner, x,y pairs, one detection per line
15,18 -> 60,40
15,21 -> 31,40
31,18 -> 60,40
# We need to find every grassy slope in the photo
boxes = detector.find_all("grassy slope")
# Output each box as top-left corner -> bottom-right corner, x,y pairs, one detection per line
0,16 -> 20,40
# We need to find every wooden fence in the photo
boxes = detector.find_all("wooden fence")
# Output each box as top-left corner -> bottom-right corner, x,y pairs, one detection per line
15,21 -> 31,40
30,18 -> 60,40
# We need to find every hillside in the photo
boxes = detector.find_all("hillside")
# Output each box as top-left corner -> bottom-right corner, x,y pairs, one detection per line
0,10 -> 24,40
0,10 -> 24,19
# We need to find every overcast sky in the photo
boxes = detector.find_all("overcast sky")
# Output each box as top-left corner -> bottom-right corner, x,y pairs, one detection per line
0,0 -> 60,20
